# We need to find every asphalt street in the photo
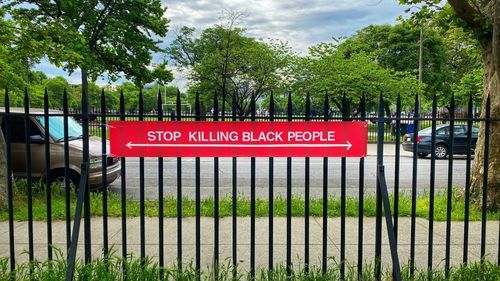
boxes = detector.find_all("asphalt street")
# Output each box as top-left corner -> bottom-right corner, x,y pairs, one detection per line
109,144 -> 471,200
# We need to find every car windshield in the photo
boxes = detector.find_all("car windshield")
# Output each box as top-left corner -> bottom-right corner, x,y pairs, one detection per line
36,116 -> 83,141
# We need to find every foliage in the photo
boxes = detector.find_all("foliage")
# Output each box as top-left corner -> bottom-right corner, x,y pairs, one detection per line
1,252 -> 500,280
4,0 -> 172,89
2,179 -> 498,222
167,19 -> 294,116
291,41 -> 423,114
338,23 -> 450,106
0,8 -> 30,93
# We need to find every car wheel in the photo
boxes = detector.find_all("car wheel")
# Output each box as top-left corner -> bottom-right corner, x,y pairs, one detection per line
434,144 -> 448,159
417,153 -> 428,159
50,170 -> 81,193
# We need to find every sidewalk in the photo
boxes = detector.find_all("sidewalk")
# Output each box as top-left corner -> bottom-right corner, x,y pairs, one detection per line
1,216 -> 497,270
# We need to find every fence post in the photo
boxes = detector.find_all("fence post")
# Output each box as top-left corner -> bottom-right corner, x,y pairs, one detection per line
231,91 -> 238,279
322,92 -> 329,275
157,88 -> 165,281
43,88 -> 53,261
268,91 -> 275,273
4,89 -> 15,273
286,91 -> 293,278
304,92 -> 311,273
194,91 -> 201,279
81,87 -> 91,264
24,88 -> 35,267
358,93 -> 366,279
409,94 -> 420,277
250,92 -> 256,280
374,93 -> 384,280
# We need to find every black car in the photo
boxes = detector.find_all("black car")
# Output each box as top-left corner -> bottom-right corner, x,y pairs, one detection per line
402,124 -> 479,159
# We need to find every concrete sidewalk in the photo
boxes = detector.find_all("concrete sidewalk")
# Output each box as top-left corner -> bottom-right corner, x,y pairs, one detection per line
1,216 -> 497,271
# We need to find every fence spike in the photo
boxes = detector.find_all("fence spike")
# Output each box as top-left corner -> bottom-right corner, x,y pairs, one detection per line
119,90 -> 125,117
4,88 -> 9,108
305,92 -> 311,121
323,92 -> 329,121
213,91 -> 219,121
251,92 -> 256,120
157,87 -> 162,113
176,89 -> 182,120
287,91 -> 292,121
232,90 -> 237,120
269,91 -> 275,120
195,91 -> 201,120
139,89 -> 144,117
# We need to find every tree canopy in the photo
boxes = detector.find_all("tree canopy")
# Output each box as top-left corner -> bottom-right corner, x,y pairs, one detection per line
167,21 -> 293,116
3,0 -> 173,93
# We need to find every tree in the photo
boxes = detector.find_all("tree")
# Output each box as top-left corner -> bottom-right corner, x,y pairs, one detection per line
4,0 -> 173,96
167,16 -> 293,116
339,23 -> 450,106
400,0 -> 500,209
291,41 -> 424,115
0,7 -> 30,94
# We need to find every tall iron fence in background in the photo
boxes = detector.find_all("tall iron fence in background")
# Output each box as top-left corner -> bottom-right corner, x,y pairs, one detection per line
0,88 -> 498,280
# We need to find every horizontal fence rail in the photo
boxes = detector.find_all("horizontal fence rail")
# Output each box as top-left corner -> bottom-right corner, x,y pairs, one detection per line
0,88 -> 498,280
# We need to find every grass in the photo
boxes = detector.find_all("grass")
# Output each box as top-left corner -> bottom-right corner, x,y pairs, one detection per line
0,252 -> 499,281
0,179 -> 498,222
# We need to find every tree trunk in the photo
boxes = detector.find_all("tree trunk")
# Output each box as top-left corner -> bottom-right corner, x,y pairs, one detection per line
470,41 -> 500,209
0,128 -> 8,211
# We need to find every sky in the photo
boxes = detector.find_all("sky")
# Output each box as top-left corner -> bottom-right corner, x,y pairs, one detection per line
34,0 -> 409,89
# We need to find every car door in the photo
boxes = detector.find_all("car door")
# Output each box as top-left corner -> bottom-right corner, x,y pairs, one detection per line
1,116 -> 47,177
452,125 -> 468,154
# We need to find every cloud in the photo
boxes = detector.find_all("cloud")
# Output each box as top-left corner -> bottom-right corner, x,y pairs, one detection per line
35,1 -> 408,90
163,0 -> 406,54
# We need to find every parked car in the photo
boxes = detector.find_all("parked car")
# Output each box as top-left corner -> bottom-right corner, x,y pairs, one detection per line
0,108 -> 120,190
402,124 -> 479,159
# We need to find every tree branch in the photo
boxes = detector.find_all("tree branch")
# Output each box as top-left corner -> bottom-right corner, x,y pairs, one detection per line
447,0 -> 483,29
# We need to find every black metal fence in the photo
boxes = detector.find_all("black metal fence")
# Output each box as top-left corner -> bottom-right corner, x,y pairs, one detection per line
0,88 -> 498,280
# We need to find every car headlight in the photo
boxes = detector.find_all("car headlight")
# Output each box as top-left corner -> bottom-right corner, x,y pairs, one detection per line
89,157 -> 102,169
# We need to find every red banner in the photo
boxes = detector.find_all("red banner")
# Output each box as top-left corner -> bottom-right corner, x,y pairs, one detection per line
109,121 -> 367,157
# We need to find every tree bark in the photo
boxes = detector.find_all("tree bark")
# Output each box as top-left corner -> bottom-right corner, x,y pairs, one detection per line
470,41 -> 500,209
0,128 -> 8,211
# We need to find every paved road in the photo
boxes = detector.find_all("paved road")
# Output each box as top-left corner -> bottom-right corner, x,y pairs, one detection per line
109,144 -> 471,200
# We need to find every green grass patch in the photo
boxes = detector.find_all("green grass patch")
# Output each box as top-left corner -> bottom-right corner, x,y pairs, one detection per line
0,179 -> 498,222
0,252 -> 499,281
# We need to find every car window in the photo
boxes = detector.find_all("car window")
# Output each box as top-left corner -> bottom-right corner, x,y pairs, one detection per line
1,116 -> 42,143
472,127 -> 479,136
419,127 -> 433,135
37,116 -> 82,141
453,126 -> 466,135
436,127 -> 449,135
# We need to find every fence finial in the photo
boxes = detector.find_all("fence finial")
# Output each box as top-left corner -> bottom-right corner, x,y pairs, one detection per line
195,91 -> 201,120
323,91 -> 329,121
305,92 -> 311,121
287,91 -> 292,121
213,91 -> 219,120
251,92 -> 256,120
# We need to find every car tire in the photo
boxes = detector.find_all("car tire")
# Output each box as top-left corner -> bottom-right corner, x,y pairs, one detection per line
417,153 -> 428,159
50,170 -> 81,193
434,144 -> 448,159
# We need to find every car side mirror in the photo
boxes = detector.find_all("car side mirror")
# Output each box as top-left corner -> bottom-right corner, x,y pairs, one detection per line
30,135 -> 45,143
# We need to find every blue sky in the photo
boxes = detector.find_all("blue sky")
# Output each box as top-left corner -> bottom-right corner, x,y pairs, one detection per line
35,0 -> 409,89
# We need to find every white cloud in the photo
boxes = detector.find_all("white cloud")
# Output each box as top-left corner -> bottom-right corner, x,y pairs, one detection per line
163,0 -> 406,54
